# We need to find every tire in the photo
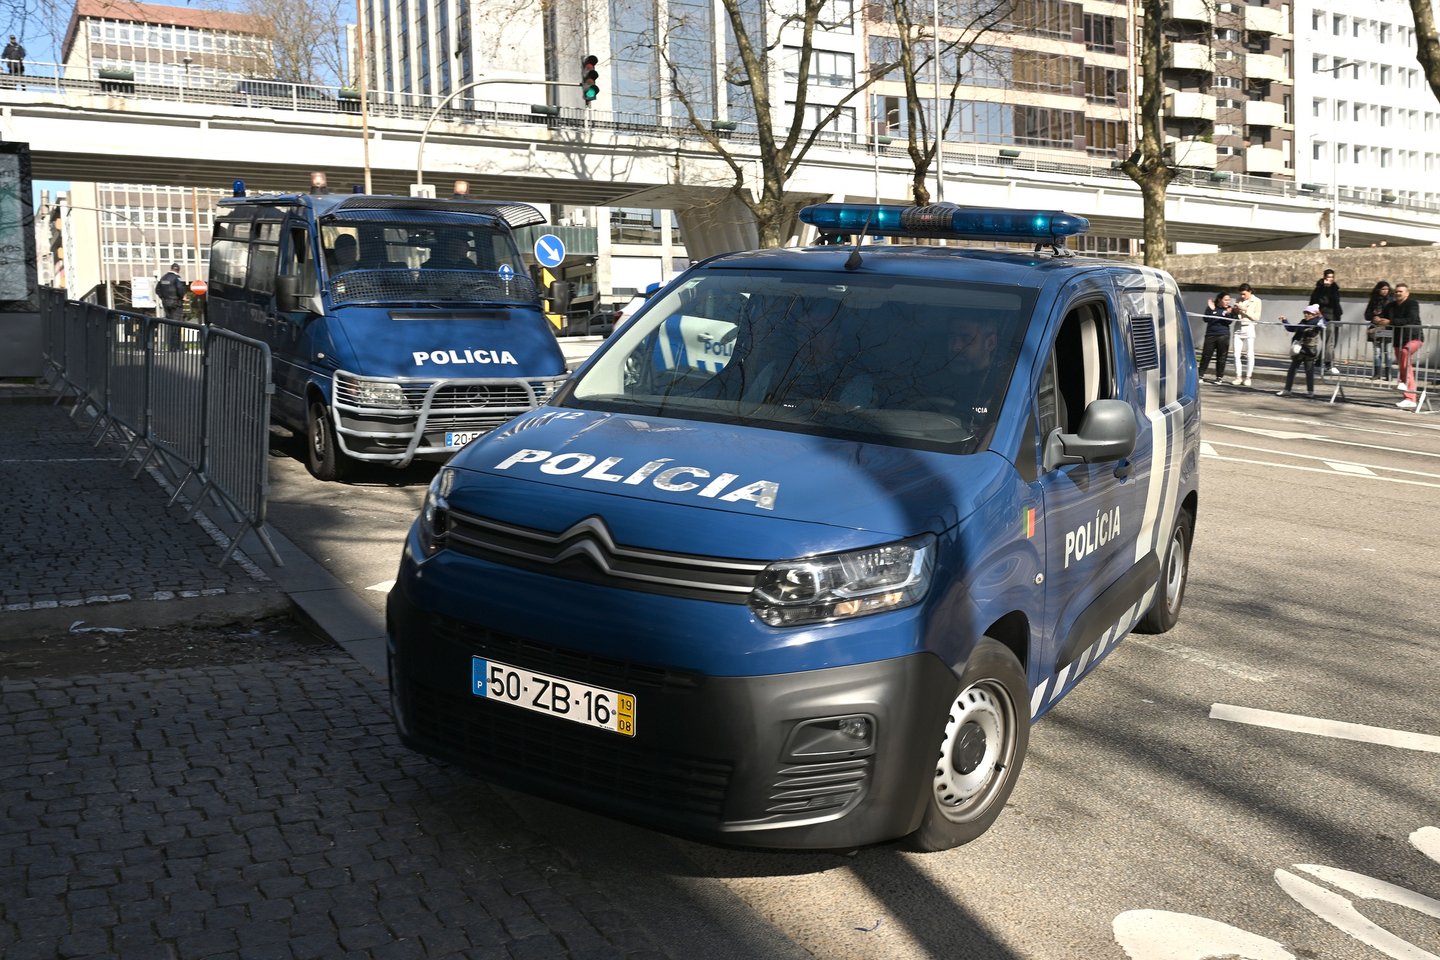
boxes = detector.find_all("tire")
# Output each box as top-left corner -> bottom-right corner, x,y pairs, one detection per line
305,399 -> 351,482
1135,508 -> 1193,634
907,639 -> 1030,852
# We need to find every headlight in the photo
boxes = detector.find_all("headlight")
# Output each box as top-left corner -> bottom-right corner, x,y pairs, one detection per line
354,378 -> 407,408
419,467 -> 455,555
750,534 -> 935,627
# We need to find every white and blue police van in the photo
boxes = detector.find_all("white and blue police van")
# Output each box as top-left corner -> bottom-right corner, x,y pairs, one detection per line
205,180 -> 567,481
387,203 -> 1201,851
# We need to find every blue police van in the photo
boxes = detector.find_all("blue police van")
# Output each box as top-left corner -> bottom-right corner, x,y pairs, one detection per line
386,203 -> 1201,851
206,182 -> 568,481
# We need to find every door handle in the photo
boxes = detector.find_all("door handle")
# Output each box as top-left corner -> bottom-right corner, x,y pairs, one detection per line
1114,459 -> 1132,481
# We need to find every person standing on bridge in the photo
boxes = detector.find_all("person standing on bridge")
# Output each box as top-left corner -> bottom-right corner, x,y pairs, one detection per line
3,35 -> 25,79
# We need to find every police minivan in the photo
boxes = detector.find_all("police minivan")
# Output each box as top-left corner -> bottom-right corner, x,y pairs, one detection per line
387,203 -> 1201,851
207,182 -> 567,481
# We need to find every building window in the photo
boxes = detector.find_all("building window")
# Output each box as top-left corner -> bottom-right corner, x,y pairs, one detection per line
785,47 -> 855,86
1215,28 -> 1241,41
1083,13 -> 1119,53
789,102 -> 857,139
610,208 -> 662,245
1214,75 -> 1243,88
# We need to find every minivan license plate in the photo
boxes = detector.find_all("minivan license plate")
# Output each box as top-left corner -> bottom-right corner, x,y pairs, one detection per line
446,431 -> 481,448
471,657 -> 636,737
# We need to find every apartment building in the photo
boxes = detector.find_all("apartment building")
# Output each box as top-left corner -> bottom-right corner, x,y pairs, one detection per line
1293,2 -> 1440,217
57,0 -> 274,299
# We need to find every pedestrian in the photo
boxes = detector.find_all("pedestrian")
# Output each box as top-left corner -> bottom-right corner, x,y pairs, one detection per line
1199,290 -> 1238,384
157,262 -> 186,351
1383,282 -> 1424,410
1232,282 -> 1263,383
1309,268 -> 1343,374
3,34 -> 24,78
1364,280 -> 1395,382
1276,304 -> 1325,398
1229,289 -> 1258,387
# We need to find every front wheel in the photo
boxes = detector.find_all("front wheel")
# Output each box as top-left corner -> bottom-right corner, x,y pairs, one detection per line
907,639 -> 1029,852
305,399 -> 352,482
1135,509 -> 1193,634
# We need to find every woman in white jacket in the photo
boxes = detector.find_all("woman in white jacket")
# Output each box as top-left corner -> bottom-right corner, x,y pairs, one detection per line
1230,282 -> 1261,386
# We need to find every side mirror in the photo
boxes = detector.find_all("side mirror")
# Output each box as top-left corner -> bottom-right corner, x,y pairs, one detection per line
276,274 -> 318,315
1044,399 -> 1137,470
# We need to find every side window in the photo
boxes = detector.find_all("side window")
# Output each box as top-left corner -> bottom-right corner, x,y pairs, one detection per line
1035,300 -> 1117,467
246,218 -> 283,297
282,223 -> 317,294
210,214 -> 252,290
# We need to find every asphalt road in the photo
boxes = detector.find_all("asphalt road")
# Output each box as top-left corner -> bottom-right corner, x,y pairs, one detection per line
263,384 -> 1440,960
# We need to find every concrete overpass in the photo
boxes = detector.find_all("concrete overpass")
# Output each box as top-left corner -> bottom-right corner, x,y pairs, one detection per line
4,71 -> 1440,260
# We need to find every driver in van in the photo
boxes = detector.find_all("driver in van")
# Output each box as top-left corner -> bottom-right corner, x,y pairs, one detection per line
423,234 -> 478,271
330,234 -> 359,275
930,315 -> 1000,420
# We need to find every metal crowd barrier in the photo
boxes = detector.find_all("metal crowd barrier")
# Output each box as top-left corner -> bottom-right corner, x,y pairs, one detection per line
37,288 -> 281,566
1315,320 -> 1434,413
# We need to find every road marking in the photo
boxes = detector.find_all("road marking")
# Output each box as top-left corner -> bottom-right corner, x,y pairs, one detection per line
365,580 -> 396,593
1231,410 -> 1418,438
1208,439 -> 1440,480
1323,460 -> 1376,476
1199,441 -> 1218,458
1210,703 -> 1440,754
1215,423 -> 1440,460
1199,449 -> 1440,489
1128,637 -> 1275,682
1413,827 -> 1440,864
1113,910 -> 1295,960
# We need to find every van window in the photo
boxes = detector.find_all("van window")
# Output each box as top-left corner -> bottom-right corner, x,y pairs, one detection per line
282,224 -> 317,295
247,219 -> 283,296
318,219 -> 531,305
211,215 -> 252,290
1036,300 -> 1117,447
566,271 -> 1039,454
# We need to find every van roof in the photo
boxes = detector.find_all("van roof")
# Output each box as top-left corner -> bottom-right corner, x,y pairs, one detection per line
218,193 -> 546,230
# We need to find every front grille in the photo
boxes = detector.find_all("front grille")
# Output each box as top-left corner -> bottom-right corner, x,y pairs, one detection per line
402,676 -> 732,818
427,614 -> 701,692
765,758 -> 871,814
444,512 -> 766,604
333,373 -> 564,421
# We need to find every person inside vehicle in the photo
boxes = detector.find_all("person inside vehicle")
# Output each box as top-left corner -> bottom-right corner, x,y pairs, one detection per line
329,234 -> 359,275
423,234 -> 478,271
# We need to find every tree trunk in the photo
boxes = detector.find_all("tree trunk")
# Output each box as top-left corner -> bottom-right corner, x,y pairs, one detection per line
1122,0 -> 1175,269
1410,0 -> 1440,103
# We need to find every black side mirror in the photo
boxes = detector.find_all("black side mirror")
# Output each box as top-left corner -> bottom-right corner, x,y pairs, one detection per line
276,274 -> 320,315
1044,399 -> 1137,470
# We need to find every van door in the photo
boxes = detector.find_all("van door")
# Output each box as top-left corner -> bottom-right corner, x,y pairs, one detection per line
271,218 -> 320,423
1031,289 -> 1151,707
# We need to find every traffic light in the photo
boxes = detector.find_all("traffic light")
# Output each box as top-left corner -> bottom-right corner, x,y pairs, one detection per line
580,54 -> 599,106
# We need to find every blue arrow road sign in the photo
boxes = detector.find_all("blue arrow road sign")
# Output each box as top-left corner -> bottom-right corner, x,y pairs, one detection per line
533,234 -> 566,268
497,263 -> 515,280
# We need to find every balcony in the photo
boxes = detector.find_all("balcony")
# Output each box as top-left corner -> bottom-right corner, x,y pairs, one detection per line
1244,5 -> 1286,35
1166,90 -> 1217,120
1166,42 -> 1215,72
1169,137 -> 1218,168
1244,99 -> 1286,127
1245,145 -> 1287,173
1245,53 -> 1287,82
1167,0 -> 1214,23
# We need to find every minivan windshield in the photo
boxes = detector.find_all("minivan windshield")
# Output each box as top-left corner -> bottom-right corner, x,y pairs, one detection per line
564,270 -> 1039,453
320,220 -> 532,306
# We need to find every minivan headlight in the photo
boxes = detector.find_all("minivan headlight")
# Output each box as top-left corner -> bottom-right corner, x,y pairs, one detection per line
353,378 -> 407,408
750,534 -> 935,627
419,467 -> 455,555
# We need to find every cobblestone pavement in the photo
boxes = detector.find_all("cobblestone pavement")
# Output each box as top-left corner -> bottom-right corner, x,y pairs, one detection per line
0,396 -> 279,613
0,638 -> 668,960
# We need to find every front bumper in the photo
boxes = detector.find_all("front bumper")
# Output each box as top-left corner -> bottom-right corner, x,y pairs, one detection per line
330,370 -> 568,466
387,587 -> 959,850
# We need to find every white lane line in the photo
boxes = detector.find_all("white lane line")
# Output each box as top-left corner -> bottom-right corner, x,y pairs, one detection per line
1231,410 -> 1420,437
1200,452 -> 1440,489
1323,460 -> 1376,476
1128,636 -> 1275,682
1199,441 -> 1219,458
1214,422 -> 1440,460
1210,703 -> 1440,754
365,580 -> 396,593
1206,439 -> 1440,480
1412,827 -> 1440,865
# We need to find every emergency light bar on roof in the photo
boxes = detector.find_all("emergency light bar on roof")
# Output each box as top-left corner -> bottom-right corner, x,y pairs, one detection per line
800,203 -> 1089,244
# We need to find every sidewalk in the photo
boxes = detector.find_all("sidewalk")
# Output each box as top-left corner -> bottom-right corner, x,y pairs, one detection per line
0,382 -> 799,960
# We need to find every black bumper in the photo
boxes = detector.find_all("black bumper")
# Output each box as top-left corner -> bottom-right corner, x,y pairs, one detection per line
387,589 -> 959,850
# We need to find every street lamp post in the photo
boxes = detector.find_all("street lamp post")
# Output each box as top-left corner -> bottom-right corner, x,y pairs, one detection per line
932,0 -> 944,202
1315,59 -> 1357,249
416,77 -> 582,189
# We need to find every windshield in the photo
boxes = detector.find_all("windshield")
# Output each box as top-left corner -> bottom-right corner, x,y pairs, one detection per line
564,270 -> 1038,453
320,219 -> 533,306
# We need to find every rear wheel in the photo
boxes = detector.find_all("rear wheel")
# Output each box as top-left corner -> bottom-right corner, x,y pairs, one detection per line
1136,509 -> 1193,634
908,639 -> 1029,852
305,399 -> 351,482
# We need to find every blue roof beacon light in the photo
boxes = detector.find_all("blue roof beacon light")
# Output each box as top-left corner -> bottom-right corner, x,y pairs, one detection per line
800,202 -> 1089,244
232,179 -> 246,198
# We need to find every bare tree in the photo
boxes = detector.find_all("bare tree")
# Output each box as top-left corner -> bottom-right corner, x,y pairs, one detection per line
1410,0 -> 1440,103
240,0 -> 348,85
1119,0 -> 1174,270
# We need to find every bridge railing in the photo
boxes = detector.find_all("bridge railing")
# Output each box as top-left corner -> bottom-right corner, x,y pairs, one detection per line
37,287 -> 281,567
4,59 -> 1434,217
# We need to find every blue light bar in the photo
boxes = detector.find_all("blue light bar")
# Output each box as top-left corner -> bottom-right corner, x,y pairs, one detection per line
800,203 -> 1089,243
232,179 -> 246,198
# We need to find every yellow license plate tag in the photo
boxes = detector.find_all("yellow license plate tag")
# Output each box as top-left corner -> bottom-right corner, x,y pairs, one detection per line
472,657 -> 636,737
